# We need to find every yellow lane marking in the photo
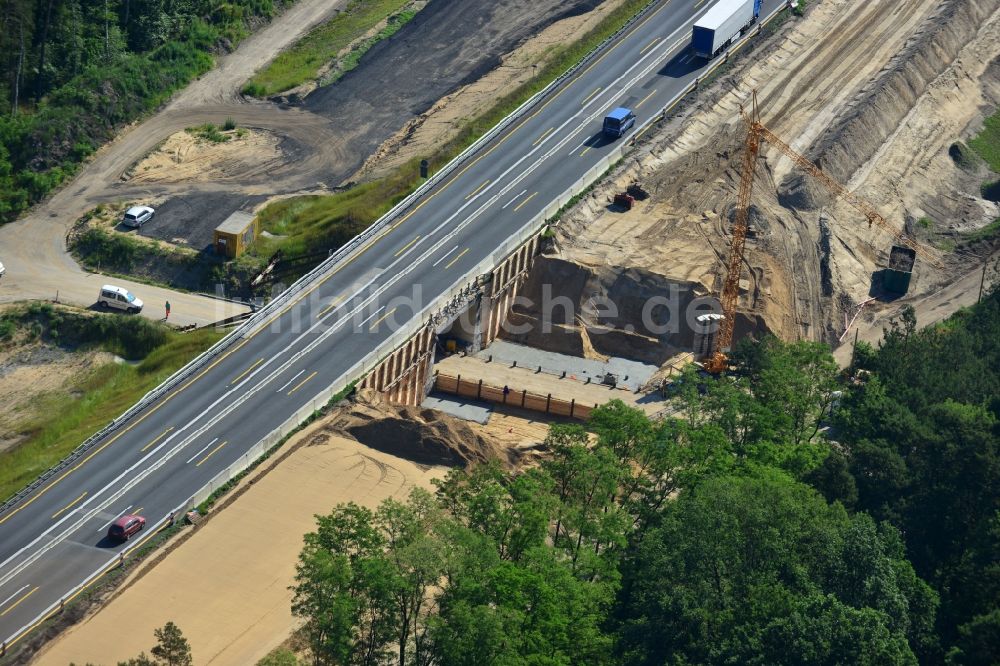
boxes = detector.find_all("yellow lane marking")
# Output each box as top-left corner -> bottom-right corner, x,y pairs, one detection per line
418,0 -> 673,201
694,0 -> 706,7
134,507 -> 144,516
532,127 -> 554,146
394,236 -> 421,257
0,0 -> 699,644
288,371 -> 318,396
0,586 -> 39,617
640,37 -> 661,54
513,192 -> 539,212
316,294 -> 345,319
230,358 -> 263,385
527,1 -> 670,118
196,441 -> 228,467
141,426 -> 174,453
445,249 -> 470,270
5,511 -> 169,648
580,146 -> 592,157
51,492 -> 86,520
369,308 -> 398,331
581,87 -> 603,105
465,180 -> 491,200
635,88 -> 658,109
0,335 -> 250,528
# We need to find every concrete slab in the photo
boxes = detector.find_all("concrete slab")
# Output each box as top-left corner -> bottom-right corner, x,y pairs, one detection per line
476,340 -> 658,391
422,393 -> 493,424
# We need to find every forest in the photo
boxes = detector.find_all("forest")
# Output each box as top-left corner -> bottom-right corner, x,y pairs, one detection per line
291,287 -> 1000,665
0,0 -> 293,224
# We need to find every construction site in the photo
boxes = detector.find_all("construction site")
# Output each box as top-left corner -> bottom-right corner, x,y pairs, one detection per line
20,0 -> 1000,663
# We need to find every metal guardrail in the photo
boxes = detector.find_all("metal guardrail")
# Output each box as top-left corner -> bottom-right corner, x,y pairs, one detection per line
1,0 -> 792,518
0,0 -> 663,518
0,5 -> 804,658
1,2 -> 804,652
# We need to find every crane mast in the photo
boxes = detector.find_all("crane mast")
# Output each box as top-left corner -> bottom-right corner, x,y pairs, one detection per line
704,91 -> 937,374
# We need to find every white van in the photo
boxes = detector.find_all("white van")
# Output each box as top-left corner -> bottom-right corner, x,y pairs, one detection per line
98,285 -> 144,313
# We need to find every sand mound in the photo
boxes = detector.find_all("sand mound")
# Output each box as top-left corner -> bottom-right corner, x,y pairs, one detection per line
328,390 -> 519,467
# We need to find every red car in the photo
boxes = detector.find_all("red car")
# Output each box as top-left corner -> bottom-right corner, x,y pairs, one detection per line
108,514 -> 146,541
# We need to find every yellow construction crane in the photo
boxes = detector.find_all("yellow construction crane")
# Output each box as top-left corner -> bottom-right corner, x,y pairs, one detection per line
704,91 -> 938,374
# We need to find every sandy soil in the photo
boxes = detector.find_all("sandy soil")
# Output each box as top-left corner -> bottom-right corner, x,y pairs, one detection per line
537,0 -> 1000,361
0,336 -> 115,454
127,128 -> 283,185
34,423 -> 445,666
0,0 -> 354,324
32,391 -> 555,665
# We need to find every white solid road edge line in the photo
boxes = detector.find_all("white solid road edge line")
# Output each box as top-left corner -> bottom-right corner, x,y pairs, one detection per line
432,246 -> 459,267
1,0 -> 790,647
185,438 -> 219,465
0,584 -> 30,612
276,370 -> 306,393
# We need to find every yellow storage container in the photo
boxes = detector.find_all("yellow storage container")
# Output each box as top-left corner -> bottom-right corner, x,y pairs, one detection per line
213,211 -> 258,258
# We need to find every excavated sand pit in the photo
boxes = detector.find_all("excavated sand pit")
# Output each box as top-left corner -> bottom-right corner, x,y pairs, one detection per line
126,127 -> 284,184
327,390 -> 529,467
520,0 -> 1000,357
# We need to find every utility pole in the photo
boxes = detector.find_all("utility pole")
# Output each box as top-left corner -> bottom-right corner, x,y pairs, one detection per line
978,260 -> 988,303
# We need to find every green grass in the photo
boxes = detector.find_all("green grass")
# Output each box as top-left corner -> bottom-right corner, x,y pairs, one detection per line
963,217 -> 1000,245
969,109 -> 1000,172
187,122 -> 231,143
0,317 -> 223,503
917,216 -> 933,229
244,0 -> 417,97
253,0 -> 656,270
255,164 -> 422,259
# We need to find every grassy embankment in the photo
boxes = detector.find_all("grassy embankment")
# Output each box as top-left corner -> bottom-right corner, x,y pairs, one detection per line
253,0 -> 654,272
0,303 -> 223,502
242,0 -> 420,97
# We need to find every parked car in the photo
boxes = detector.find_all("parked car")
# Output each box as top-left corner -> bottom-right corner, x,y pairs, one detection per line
0,260 -> 5,279
122,205 -> 155,228
107,514 -> 146,541
98,284 -> 144,313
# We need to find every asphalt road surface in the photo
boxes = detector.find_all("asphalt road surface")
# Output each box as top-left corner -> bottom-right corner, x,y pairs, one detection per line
0,0 -> 788,650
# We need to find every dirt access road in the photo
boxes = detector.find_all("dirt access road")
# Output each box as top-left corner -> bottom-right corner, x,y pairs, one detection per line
0,0 -> 607,326
0,0 -> 349,326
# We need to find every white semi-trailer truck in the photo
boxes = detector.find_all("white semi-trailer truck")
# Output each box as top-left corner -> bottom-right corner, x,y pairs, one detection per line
691,0 -> 761,59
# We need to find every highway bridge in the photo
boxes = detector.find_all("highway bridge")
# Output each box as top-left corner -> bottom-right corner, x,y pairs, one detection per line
0,0 -> 788,651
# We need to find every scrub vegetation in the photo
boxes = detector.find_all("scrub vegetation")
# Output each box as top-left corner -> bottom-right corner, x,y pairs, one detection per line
242,0 -> 419,97
0,0 -> 296,226
969,109 -> 1000,172
292,287 -> 1000,664
0,303 -> 222,502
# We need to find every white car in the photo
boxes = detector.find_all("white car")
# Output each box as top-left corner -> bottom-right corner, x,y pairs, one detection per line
97,285 -> 143,313
122,205 -> 155,228
0,261 -> 5,279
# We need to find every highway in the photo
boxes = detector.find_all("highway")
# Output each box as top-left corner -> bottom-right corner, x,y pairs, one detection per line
0,0 -> 786,650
